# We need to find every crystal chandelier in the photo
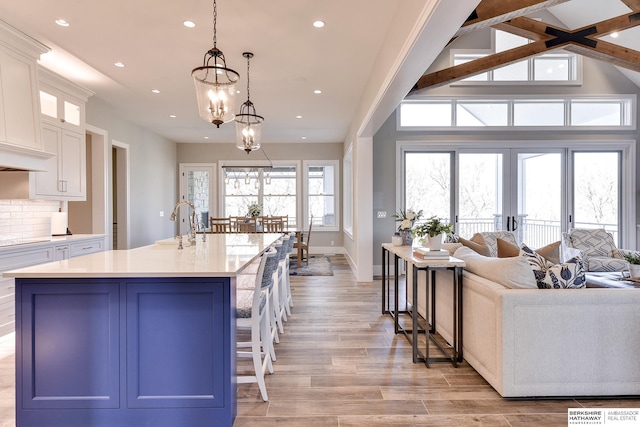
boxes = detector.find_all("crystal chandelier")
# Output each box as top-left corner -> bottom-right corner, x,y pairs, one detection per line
235,52 -> 264,154
191,0 -> 239,127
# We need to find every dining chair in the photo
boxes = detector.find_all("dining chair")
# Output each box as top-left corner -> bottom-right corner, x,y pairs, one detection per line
264,216 -> 284,233
233,216 -> 257,233
209,217 -> 231,233
293,217 -> 313,265
235,247 -> 278,401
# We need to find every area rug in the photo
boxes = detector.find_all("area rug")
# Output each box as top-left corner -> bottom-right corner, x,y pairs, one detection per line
289,255 -> 333,276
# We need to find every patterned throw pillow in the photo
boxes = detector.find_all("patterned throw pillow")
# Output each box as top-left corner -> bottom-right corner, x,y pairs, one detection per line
520,243 -> 586,289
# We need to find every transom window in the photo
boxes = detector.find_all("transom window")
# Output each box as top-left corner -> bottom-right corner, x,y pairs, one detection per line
399,96 -> 635,129
452,30 -> 579,84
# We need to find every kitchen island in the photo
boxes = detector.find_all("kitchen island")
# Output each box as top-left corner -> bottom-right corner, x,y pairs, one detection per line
3,233 -> 282,427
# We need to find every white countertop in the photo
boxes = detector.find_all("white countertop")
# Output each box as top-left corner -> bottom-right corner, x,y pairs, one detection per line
4,233 -> 282,278
0,234 -> 106,252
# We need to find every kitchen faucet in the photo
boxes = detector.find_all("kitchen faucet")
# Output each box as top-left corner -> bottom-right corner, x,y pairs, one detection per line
169,200 -> 196,247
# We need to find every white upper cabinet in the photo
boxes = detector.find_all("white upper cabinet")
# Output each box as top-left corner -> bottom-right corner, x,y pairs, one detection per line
0,21 -> 49,168
30,68 -> 93,201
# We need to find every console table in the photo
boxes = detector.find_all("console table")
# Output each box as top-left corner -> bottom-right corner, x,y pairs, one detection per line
382,243 -> 465,367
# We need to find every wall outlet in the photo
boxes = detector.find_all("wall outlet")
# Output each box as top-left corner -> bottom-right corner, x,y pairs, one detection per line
330,240 -> 334,246
377,211 -> 387,219
159,211 -> 164,217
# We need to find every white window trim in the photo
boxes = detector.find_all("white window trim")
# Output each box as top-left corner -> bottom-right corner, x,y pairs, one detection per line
343,145 -> 354,238
397,95 -> 637,132
303,159 -> 340,232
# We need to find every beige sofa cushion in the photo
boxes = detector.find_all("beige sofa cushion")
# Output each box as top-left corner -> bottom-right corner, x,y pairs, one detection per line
453,246 -> 537,289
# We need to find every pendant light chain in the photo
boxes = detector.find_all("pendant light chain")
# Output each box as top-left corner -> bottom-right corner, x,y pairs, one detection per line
245,53 -> 251,102
212,0 -> 217,48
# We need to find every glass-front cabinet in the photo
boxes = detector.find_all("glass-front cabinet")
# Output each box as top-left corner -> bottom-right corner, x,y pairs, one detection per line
30,67 -> 92,201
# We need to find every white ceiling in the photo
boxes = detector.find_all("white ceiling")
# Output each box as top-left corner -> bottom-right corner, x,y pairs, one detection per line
1,0 -> 638,147
0,0 -> 401,144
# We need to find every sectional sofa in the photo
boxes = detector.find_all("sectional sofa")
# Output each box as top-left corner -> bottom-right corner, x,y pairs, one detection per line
410,240 -> 640,397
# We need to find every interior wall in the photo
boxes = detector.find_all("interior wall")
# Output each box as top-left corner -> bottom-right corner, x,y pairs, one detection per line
85,97 -> 177,248
68,134 -> 93,234
177,142 -> 344,249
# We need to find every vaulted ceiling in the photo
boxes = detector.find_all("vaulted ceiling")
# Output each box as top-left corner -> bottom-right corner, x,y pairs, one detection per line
411,0 -> 640,94
0,0 -> 637,145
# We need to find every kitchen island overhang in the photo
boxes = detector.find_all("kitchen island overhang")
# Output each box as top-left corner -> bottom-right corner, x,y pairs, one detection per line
4,233 -> 282,427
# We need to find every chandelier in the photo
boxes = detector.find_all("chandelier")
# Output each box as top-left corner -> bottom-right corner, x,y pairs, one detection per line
191,0 -> 239,127
235,52 -> 264,154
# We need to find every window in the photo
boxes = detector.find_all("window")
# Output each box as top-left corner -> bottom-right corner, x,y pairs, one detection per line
304,160 -> 340,231
223,167 -> 260,217
399,96 -> 635,130
222,164 -> 298,226
452,29 -> 580,84
263,166 -> 298,227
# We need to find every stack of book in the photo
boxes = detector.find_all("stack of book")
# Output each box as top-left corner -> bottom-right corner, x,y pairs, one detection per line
412,247 -> 450,260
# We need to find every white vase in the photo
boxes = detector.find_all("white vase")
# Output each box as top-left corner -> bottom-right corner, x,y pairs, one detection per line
428,233 -> 443,251
629,264 -> 640,278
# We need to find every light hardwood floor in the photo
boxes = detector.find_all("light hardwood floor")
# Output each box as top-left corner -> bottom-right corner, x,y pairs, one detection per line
0,256 -> 637,427
235,255 -> 640,427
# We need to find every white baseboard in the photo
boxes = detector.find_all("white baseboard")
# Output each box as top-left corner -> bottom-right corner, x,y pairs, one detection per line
309,246 -> 345,255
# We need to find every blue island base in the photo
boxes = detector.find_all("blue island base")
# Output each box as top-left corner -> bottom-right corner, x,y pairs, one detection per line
16,277 -> 237,427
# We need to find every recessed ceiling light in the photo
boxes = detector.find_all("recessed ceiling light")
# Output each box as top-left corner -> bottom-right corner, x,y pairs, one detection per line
296,115 -> 302,119
313,20 -> 325,28
169,114 -> 177,118
302,136 -> 307,140
204,136 -> 209,140
114,62 -> 125,68
314,90 -> 322,94
55,19 -> 70,27
183,20 -> 196,28
611,32 -> 619,38
151,89 -> 160,94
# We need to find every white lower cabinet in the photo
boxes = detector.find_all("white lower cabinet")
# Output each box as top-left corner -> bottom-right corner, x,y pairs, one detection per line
0,235 -> 106,336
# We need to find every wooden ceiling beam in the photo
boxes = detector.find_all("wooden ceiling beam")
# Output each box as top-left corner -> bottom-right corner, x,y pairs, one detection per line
621,0 -> 640,11
412,10 -> 640,94
457,0 -> 570,36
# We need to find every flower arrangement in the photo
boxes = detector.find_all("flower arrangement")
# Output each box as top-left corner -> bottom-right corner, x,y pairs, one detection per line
247,203 -> 262,218
412,216 -> 454,238
393,208 -> 423,231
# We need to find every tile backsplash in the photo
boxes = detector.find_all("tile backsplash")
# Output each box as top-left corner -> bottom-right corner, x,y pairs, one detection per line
0,200 -> 60,243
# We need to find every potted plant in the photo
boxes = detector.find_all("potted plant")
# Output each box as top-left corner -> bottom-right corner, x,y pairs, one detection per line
623,252 -> 640,277
393,208 -> 423,245
413,216 -> 453,250
247,203 -> 262,218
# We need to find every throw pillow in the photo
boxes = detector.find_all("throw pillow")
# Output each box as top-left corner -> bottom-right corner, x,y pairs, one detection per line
519,243 -> 586,289
458,235 -> 490,257
497,238 -> 519,258
452,246 -> 537,289
536,241 -> 560,265
477,231 -> 518,257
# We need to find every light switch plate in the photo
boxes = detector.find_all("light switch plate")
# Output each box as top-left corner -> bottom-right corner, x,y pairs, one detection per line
377,211 -> 387,219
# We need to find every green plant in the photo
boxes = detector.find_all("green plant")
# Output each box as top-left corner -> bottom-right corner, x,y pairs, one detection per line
247,203 -> 262,218
623,252 -> 640,265
412,216 -> 453,238
393,208 -> 423,231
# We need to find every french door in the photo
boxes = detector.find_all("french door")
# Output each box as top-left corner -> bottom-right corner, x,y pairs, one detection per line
403,146 -> 625,248
179,164 -> 216,235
